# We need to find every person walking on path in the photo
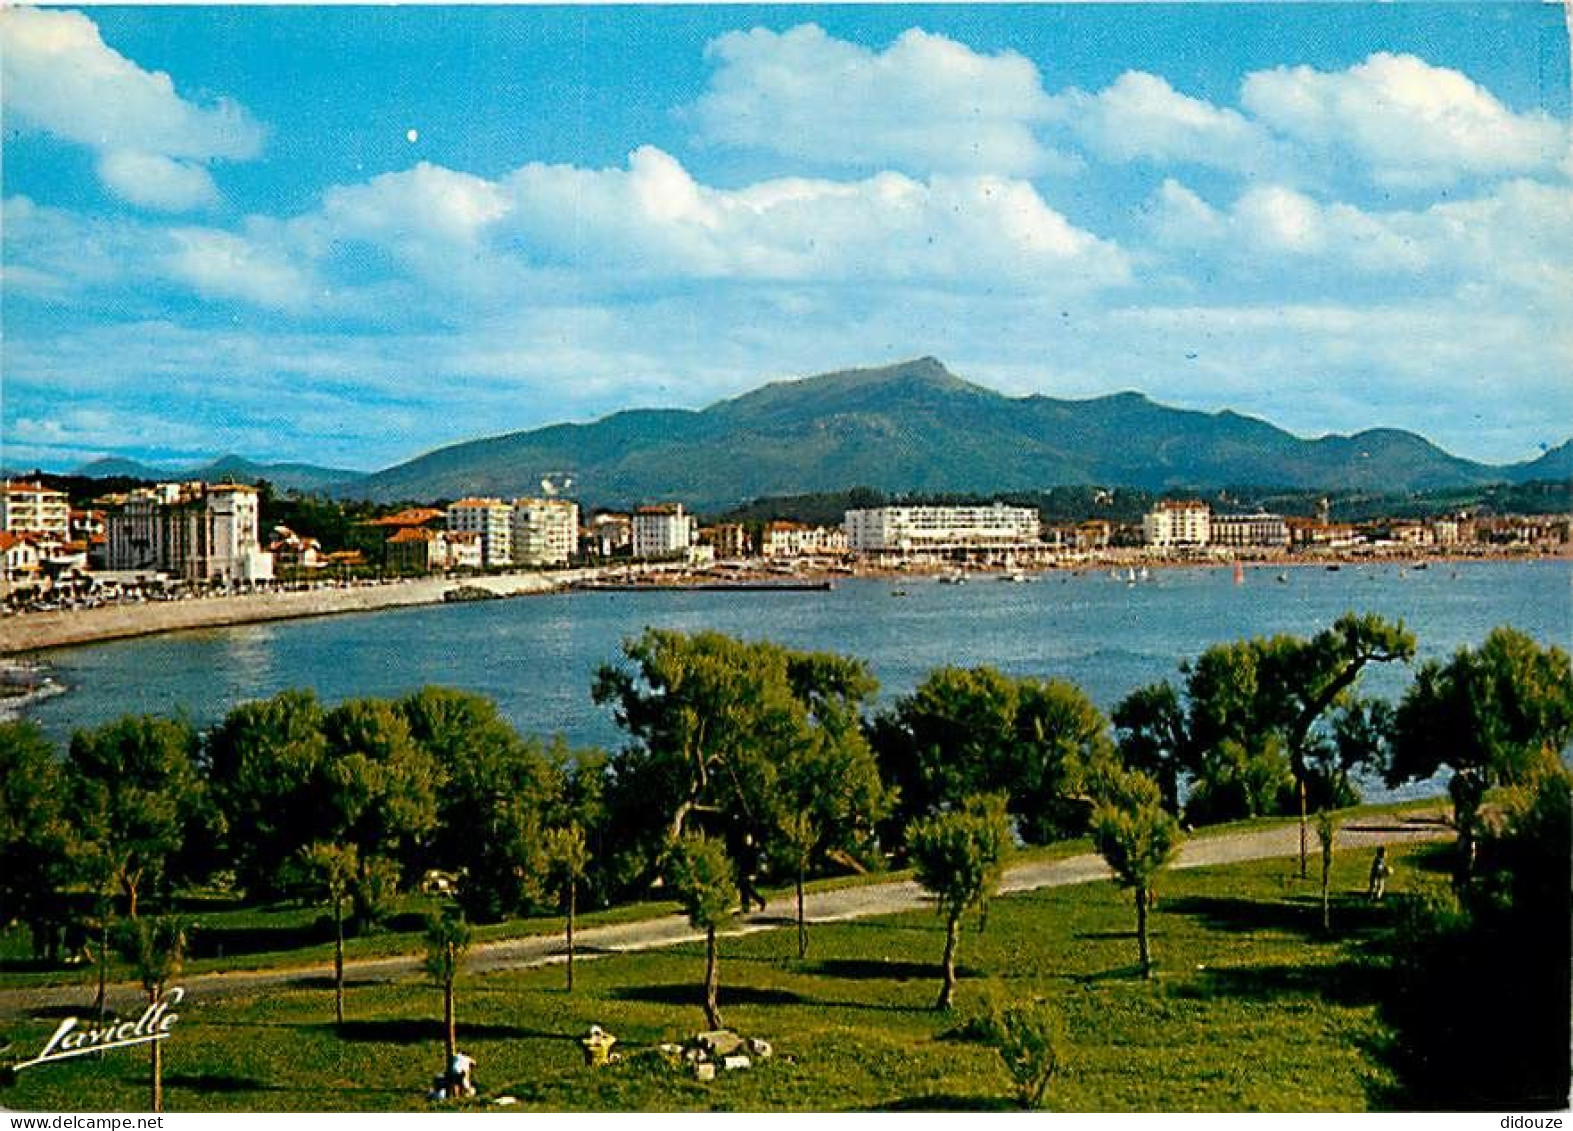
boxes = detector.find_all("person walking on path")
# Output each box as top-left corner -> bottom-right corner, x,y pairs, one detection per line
1367,846 -> 1389,902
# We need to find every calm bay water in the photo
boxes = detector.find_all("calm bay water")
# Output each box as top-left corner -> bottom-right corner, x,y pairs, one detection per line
26,561 -> 1570,779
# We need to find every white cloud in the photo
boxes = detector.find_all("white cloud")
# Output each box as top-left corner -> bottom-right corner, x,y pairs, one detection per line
1146,177 -> 1573,298
0,7 -> 263,208
1048,71 -> 1278,174
96,149 -> 220,212
1240,52 -> 1568,188
160,228 -> 315,311
689,24 -> 1069,176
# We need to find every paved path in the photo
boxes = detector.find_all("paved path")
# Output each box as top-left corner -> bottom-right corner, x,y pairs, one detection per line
0,811 -> 1450,1021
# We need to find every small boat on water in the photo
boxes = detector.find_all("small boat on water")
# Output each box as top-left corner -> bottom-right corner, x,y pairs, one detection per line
1276,572 -> 1289,584
1232,562 -> 1245,585
890,588 -> 908,598
1000,570 -> 1029,583
937,572 -> 966,585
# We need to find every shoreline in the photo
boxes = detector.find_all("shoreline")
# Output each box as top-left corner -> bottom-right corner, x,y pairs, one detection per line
1,548 -> 1564,657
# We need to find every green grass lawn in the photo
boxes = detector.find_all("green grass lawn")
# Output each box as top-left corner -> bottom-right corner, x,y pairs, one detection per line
1,840 -> 1449,1113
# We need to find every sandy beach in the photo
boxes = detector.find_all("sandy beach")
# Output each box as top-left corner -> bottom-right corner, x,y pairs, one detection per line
0,571 -> 579,656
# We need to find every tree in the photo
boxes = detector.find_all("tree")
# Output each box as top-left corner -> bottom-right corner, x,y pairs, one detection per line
0,722 -> 74,960
1111,681 -> 1188,815
662,833 -> 735,1029
67,715 -> 202,919
423,910 -> 472,1064
403,689 -> 560,922
303,842 -> 358,1024
116,916 -> 186,1113
1091,769 -> 1180,979
596,631 -> 887,898
542,825 -> 589,991
1176,614 -> 1414,871
1257,613 -> 1415,877
204,690 -> 329,898
873,667 -> 1111,844
1388,626 -> 1573,886
319,699 -> 439,925
992,1000 -> 1061,1110
906,794 -> 1011,1010
776,811 -> 816,959
1315,810 -> 1337,933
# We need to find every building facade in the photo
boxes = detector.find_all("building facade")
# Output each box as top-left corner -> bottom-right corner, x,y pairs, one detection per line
1209,512 -> 1290,549
0,481 -> 69,538
104,483 -> 273,582
446,498 -> 514,567
632,504 -> 696,558
843,504 -> 1040,553
1142,500 -> 1212,548
510,497 -> 579,567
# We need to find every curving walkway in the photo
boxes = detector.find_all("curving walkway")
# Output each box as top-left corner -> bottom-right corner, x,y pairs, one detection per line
0,811 -> 1451,1022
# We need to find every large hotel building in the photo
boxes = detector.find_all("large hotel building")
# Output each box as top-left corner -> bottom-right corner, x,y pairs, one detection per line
843,504 -> 1040,553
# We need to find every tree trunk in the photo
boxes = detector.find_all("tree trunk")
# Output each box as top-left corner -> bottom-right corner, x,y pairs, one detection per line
443,980 -> 456,1062
1297,777 -> 1309,880
1320,856 -> 1331,933
124,871 -> 141,920
1136,887 -> 1152,979
936,913 -> 960,1010
565,878 -> 576,993
796,869 -> 807,960
703,925 -> 722,1029
94,914 -> 109,1022
333,899 -> 345,1026
149,991 -> 163,1113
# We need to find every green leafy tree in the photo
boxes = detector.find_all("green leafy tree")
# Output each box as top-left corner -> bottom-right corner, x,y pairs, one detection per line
542,825 -> 590,991
204,690 -> 329,898
303,842 -> 358,1024
1257,613 -> 1415,877
319,699 -> 439,925
662,832 -> 735,1029
67,715 -> 202,919
776,810 -> 816,959
1111,681 -> 1188,815
596,631 -> 887,898
1091,769 -> 1180,979
115,915 -> 187,1114
906,794 -> 1012,1010
0,722 -> 74,959
992,999 -> 1062,1110
873,667 -> 1112,844
423,910 -> 472,1064
402,688 -> 561,922
1388,626 -> 1573,886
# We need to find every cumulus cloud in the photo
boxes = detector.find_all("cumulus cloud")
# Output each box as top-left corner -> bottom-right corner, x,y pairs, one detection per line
0,7 -> 263,209
1146,177 -> 1572,305
1047,71 -> 1278,174
689,24 -> 1069,176
1240,52 -> 1568,188
160,228 -> 315,311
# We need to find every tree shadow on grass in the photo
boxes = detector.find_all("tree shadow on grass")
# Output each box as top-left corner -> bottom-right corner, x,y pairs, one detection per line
188,921 -> 332,960
609,983 -> 808,1008
866,1094 -> 1017,1112
1168,959 -> 1380,1007
1162,894 -> 1389,939
807,958 -> 982,982
325,1019 -> 560,1044
292,975 -> 388,991
163,1072 -> 278,1094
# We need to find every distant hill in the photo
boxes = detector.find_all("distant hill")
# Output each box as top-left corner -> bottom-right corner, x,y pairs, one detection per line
345,357 -> 1563,509
74,453 -> 362,495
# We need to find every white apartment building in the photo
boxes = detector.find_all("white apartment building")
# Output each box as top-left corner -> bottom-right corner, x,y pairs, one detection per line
760,521 -> 850,557
105,482 -> 273,582
446,498 -> 514,567
843,504 -> 1040,553
510,497 -> 579,567
1209,512 -> 1290,549
0,481 -> 70,538
1142,500 -> 1212,548
633,504 -> 696,558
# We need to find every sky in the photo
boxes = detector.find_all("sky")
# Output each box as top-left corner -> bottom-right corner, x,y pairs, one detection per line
2,3 -> 1570,474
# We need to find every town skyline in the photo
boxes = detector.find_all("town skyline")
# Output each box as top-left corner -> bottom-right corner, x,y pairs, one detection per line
3,5 -> 1570,474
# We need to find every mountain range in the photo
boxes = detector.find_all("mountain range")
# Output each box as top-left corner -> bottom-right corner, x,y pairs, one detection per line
72,359 -> 1570,510
72,454 -> 362,495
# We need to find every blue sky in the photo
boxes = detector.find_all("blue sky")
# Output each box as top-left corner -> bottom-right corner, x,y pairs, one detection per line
2,3 -> 1569,473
